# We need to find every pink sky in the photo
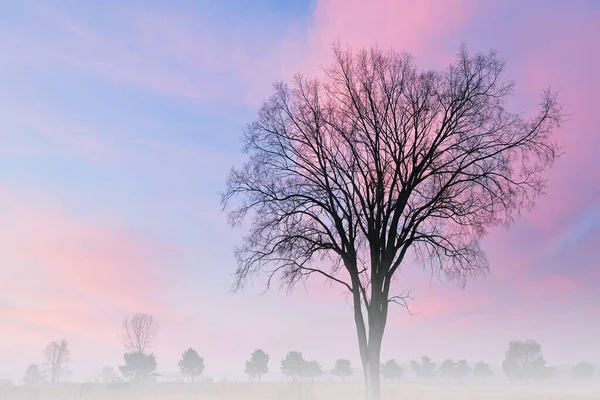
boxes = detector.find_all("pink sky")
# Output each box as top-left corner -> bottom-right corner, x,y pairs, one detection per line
0,0 -> 598,382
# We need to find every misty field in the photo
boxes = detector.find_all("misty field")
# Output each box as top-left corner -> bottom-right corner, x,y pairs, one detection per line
1,382 -> 598,400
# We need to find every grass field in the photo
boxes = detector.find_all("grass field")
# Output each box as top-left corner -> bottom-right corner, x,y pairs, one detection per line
0,382 -> 598,400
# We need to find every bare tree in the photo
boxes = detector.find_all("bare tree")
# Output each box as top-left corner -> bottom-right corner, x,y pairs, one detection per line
120,313 -> 159,354
222,43 -> 563,400
43,339 -> 70,384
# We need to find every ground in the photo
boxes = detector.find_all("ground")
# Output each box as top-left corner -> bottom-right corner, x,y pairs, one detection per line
0,381 -> 598,400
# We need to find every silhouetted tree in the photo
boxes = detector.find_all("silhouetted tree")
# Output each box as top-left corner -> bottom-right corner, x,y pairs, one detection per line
281,351 -> 305,382
23,364 -> 44,385
381,359 -> 403,381
332,359 -> 353,382
43,339 -> 70,384
178,348 -> 205,382
472,361 -> 493,379
502,340 -> 548,383
222,42 -> 563,400
121,313 -> 159,354
572,362 -> 595,381
303,360 -> 324,381
411,356 -> 436,381
245,349 -> 269,382
119,352 -> 157,383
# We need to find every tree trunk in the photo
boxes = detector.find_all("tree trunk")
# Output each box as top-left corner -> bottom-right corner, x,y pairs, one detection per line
352,287 -> 386,400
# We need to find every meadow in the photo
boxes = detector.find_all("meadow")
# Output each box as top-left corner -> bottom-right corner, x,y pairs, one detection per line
1,381 -> 598,400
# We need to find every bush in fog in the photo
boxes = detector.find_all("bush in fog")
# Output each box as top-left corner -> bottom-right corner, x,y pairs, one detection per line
245,349 -> 269,382
472,361 -> 494,379
98,366 -> 120,384
381,359 -> 403,381
178,348 -> 205,382
571,362 -> 595,381
23,364 -> 45,385
332,359 -> 353,382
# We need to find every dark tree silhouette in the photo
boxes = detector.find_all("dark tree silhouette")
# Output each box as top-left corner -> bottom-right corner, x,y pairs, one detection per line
121,313 -> 159,354
503,339 -> 550,383
572,362 -> 595,381
303,360 -> 324,381
381,359 -> 403,381
411,356 -> 436,381
245,349 -> 270,382
23,364 -> 44,385
281,351 -> 305,382
119,352 -> 157,383
472,361 -> 493,379
332,359 -> 353,382
43,339 -> 70,384
178,348 -> 205,382
222,42 -> 563,400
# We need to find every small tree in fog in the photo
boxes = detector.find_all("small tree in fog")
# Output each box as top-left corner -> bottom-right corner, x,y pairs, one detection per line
381,359 -> 403,381
23,364 -> 44,385
332,359 -> 353,382
455,360 -> 470,382
303,360 -> 324,382
572,362 -> 595,381
438,359 -> 457,381
43,339 -> 70,384
121,313 -> 159,354
245,349 -> 269,382
281,351 -> 305,382
472,361 -> 493,379
98,366 -> 119,384
411,356 -> 436,381
119,352 -> 157,383
502,339 -> 546,383
178,348 -> 205,382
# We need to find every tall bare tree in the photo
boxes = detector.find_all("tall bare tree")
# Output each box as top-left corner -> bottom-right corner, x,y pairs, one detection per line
222,43 -> 563,400
43,339 -> 70,384
120,313 -> 159,354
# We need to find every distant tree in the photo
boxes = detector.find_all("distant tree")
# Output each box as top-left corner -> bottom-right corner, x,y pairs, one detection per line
472,361 -> 493,379
572,362 -> 595,381
303,360 -> 324,382
121,313 -> 159,354
23,364 -> 44,385
332,359 -> 353,382
502,339 -> 548,383
438,359 -> 457,381
0,378 -> 12,386
245,349 -> 269,382
411,356 -> 436,381
455,360 -> 471,381
43,339 -> 70,384
381,359 -> 403,381
98,366 -> 119,384
534,365 -> 558,382
281,351 -> 305,382
178,348 -> 205,382
119,352 -> 157,383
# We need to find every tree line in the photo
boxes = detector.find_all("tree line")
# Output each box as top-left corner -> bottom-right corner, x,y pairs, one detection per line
18,313 -> 599,385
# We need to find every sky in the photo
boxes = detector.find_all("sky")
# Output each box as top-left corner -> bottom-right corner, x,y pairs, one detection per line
0,0 -> 599,383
